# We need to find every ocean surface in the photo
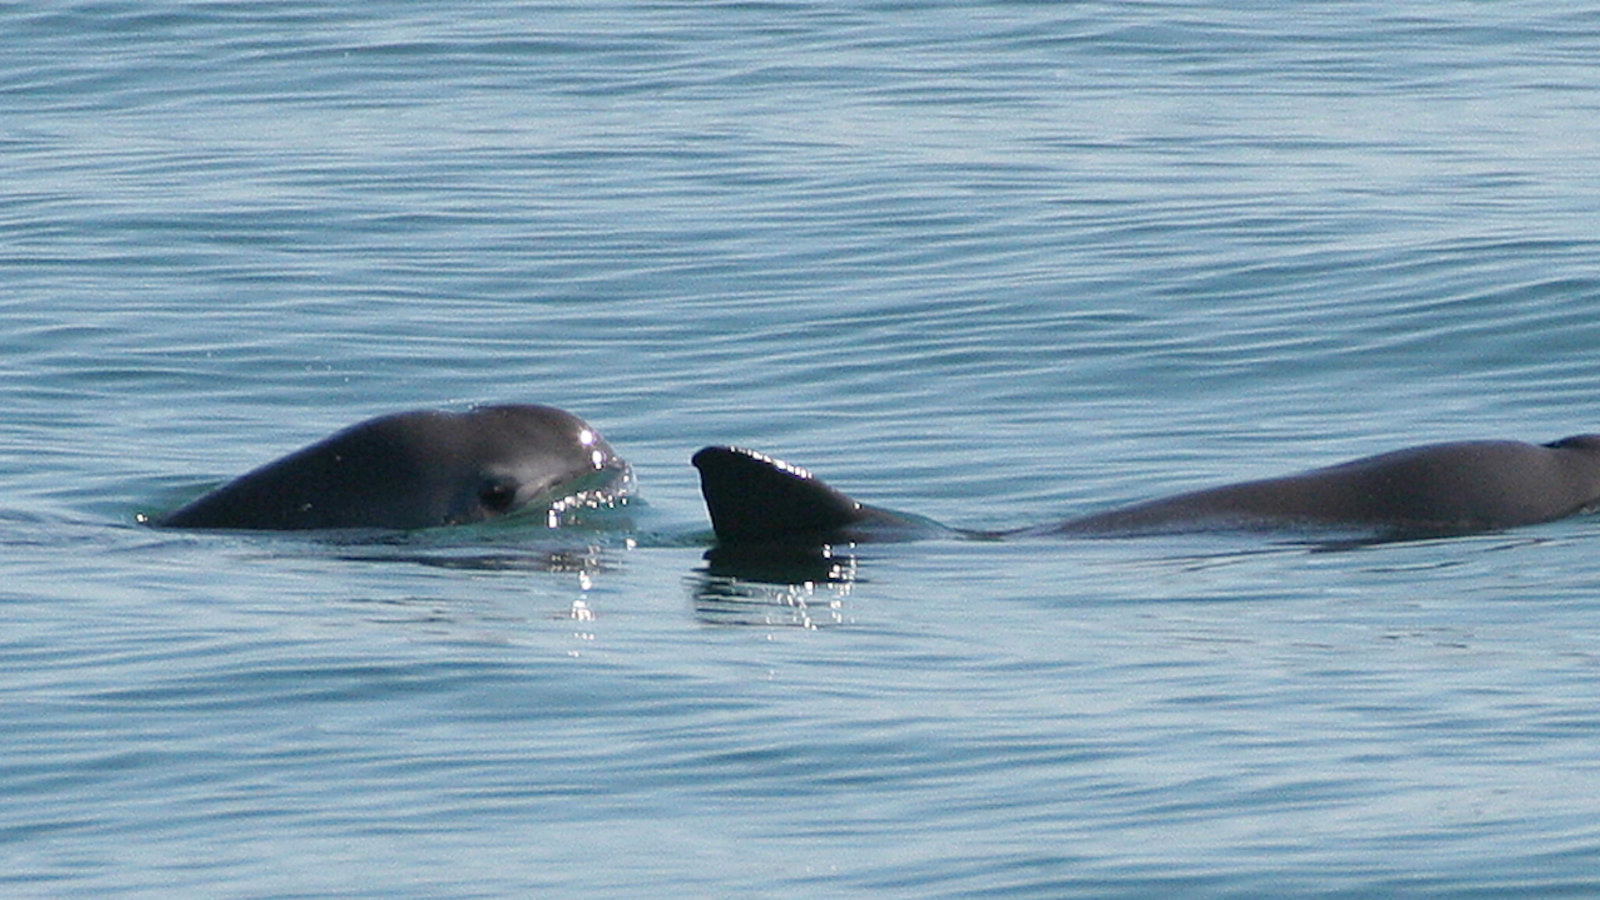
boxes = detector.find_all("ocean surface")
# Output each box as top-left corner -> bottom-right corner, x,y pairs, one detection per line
7,2 -> 1600,896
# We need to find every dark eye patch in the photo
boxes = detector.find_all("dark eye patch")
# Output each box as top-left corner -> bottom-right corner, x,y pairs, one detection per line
478,478 -> 520,515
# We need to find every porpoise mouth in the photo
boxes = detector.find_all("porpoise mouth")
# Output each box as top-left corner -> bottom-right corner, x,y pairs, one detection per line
534,458 -> 636,528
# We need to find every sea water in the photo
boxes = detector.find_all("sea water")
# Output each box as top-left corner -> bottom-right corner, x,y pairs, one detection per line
6,2 -> 1600,896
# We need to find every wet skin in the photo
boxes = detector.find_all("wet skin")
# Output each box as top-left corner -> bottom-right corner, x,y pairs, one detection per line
156,405 -> 631,531
692,436 -> 1600,546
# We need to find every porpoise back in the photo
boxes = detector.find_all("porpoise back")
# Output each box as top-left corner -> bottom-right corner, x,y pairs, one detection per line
1053,436 -> 1600,537
692,436 -> 1600,545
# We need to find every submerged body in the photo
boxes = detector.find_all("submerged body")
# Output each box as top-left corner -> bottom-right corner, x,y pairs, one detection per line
692,436 -> 1600,545
156,405 -> 631,531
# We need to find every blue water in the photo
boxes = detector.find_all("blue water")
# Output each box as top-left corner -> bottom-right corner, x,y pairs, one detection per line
8,2 -> 1600,896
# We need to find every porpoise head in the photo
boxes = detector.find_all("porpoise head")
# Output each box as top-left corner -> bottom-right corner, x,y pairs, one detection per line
155,404 -> 632,531
447,404 -> 634,527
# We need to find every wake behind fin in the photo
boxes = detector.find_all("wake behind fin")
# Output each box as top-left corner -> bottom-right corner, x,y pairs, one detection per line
691,446 -> 870,543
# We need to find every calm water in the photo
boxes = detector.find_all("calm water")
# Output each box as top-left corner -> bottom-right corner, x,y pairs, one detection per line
7,2 -> 1600,896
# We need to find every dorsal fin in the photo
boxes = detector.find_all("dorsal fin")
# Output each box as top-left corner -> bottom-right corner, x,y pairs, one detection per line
1546,434 -> 1600,452
691,446 -> 866,543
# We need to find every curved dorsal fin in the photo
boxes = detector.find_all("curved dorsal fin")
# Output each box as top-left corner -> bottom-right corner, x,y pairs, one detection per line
691,446 -> 865,543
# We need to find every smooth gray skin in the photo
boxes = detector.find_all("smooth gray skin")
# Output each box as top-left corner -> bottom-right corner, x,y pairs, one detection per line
692,436 -> 1600,545
156,405 -> 631,531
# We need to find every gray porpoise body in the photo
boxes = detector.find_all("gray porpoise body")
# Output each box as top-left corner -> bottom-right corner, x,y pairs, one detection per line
1048,436 -> 1600,536
691,436 -> 1600,545
157,405 -> 631,531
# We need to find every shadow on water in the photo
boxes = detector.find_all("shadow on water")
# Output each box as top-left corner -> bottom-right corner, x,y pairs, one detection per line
680,522 -> 1593,623
690,542 -> 861,628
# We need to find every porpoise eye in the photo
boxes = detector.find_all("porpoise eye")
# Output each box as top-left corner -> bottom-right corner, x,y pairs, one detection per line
478,478 -> 519,515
